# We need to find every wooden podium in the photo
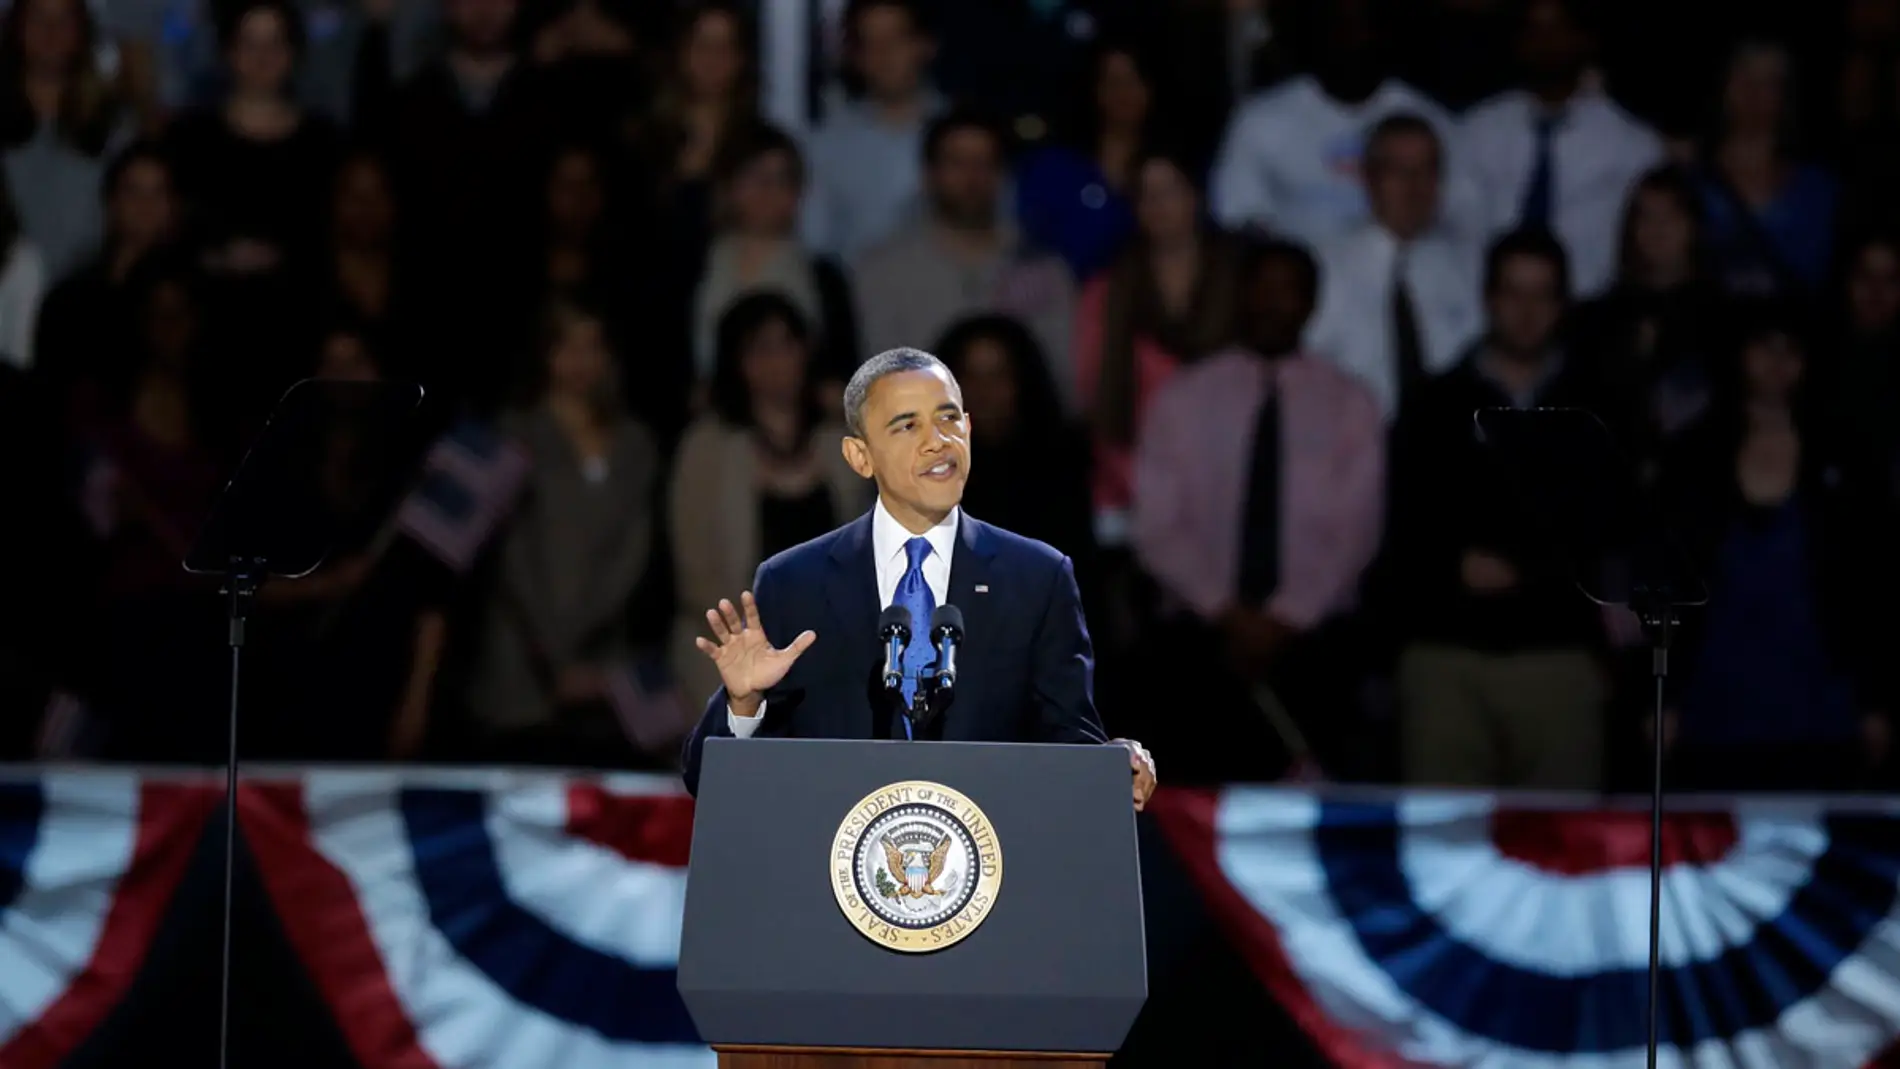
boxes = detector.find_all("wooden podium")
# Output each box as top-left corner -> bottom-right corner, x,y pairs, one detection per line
713,1045 -> 1106,1068
678,738 -> 1146,1066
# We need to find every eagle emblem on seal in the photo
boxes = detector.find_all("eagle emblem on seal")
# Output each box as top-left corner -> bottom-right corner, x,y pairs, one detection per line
880,832 -> 951,898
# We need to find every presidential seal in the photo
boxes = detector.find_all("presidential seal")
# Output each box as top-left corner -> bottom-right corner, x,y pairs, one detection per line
830,780 -> 1002,953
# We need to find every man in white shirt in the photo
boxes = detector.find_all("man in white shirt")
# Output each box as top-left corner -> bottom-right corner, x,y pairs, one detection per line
679,348 -> 1155,807
799,0 -> 943,261
1208,0 -> 1477,250
1304,114 -> 1483,421
1456,0 -> 1663,297
852,112 -> 1077,408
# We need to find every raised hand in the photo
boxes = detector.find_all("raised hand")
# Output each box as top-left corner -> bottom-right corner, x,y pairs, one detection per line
693,591 -> 816,714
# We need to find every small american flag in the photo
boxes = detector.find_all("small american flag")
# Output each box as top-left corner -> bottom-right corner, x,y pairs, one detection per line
394,419 -> 531,573
605,655 -> 691,756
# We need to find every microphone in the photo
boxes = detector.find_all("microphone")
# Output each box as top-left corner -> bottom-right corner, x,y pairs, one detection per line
929,605 -> 964,692
878,605 -> 911,692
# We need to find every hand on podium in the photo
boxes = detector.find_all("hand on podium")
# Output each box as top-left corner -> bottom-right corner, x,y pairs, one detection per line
695,591 -> 815,719
1116,739 -> 1156,811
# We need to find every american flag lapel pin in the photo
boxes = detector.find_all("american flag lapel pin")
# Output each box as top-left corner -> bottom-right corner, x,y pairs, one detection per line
974,584 -> 989,593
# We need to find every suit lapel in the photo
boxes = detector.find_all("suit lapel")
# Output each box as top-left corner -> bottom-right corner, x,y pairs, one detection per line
825,511 -> 882,736
944,513 -> 999,736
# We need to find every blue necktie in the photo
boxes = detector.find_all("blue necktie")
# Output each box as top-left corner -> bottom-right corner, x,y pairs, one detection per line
895,537 -> 937,722
1520,113 -> 1559,228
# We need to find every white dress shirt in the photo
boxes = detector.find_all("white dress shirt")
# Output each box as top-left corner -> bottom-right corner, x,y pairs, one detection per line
1456,88 -> 1663,299
1209,75 -> 1479,252
798,95 -> 941,262
0,240 -> 45,370
1303,223 -> 1483,421
728,499 -> 958,737
757,0 -> 850,140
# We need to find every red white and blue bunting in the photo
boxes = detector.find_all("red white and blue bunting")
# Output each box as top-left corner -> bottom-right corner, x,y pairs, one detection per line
0,770 -> 218,1069
239,770 -> 711,1069
1153,788 -> 1900,1069
11,770 -> 1900,1067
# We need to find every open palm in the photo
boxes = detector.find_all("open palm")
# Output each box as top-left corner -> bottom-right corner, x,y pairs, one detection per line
694,591 -> 816,702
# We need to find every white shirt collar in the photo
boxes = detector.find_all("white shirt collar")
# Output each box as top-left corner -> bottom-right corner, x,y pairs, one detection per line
872,497 -> 959,569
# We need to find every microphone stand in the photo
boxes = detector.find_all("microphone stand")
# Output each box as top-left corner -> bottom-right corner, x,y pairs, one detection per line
1470,405 -> 1700,1069
218,557 -> 263,1069
1632,589 -> 1677,1069
176,377 -> 424,1069
905,672 -> 956,738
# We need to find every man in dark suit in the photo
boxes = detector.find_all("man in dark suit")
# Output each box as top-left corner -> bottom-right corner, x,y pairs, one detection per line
681,348 -> 1156,806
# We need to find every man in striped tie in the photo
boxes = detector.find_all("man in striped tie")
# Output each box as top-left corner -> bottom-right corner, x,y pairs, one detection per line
683,347 -> 1155,809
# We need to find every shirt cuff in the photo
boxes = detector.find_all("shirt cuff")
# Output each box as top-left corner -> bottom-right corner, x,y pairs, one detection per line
727,700 -> 766,738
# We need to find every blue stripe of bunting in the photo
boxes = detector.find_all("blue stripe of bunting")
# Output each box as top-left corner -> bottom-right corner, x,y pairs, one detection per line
0,782 -> 45,915
1315,802 -> 1900,1054
399,788 -> 701,1045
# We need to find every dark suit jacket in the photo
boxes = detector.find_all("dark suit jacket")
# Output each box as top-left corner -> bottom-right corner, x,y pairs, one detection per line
680,510 -> 1108,795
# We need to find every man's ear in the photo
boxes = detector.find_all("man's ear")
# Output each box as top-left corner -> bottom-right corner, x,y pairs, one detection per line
842,435 -> 875,480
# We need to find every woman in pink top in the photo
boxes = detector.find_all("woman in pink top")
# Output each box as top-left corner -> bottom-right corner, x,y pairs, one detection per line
1073,147 -> 1241,538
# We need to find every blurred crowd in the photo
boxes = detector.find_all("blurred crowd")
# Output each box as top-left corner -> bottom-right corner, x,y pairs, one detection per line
0,0 -> 1895,795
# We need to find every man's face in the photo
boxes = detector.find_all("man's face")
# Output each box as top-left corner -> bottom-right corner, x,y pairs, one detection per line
1134,158 -> 1198,246
1850,242 -> 1900,334
843,368 -> 971,523
681,9 -> 743,98
726,149 -> 801,236
1364,130 -> 1440,240
227,8 -> 294,95
20,0 -> 83,72
1487,254 -> 1565,356
1311,0 -> 1383,99
546,150 -> 604,239
928,129 -> 1002,229
1517,0 -> 1589,91
1742,330 -> 1804,401
445,0 -> 517,53
1243,256 -> 1317,356
853,5 -> 930,100
110,158 -> 176,249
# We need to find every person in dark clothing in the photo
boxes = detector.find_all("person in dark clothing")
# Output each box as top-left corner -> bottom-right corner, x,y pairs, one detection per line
314,149 -> 425,389
245,325 -> 449,762
933,314 -> 1095,572
914,0 -> 1149,147
165,0 -> 342,281
1830,230 -> 1900,508
1382,228 -> 1612,790
667,294 -> 865,713
34,143 -> 179,420
626,1 -> 762,288
363,0 -> 553,413
78,261 -> 229,763
532,142 -> 692,449
165,0 -> 346,428
689,125 -> 862,399
1129,239 -> 1385,784
1659,301 -> 1896,791
1011,39 -> 1159,281
0,362 -> 82,757
1571,166 -> 1731,481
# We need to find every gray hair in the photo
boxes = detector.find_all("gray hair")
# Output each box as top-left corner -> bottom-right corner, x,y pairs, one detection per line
843,347 -> 958,436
